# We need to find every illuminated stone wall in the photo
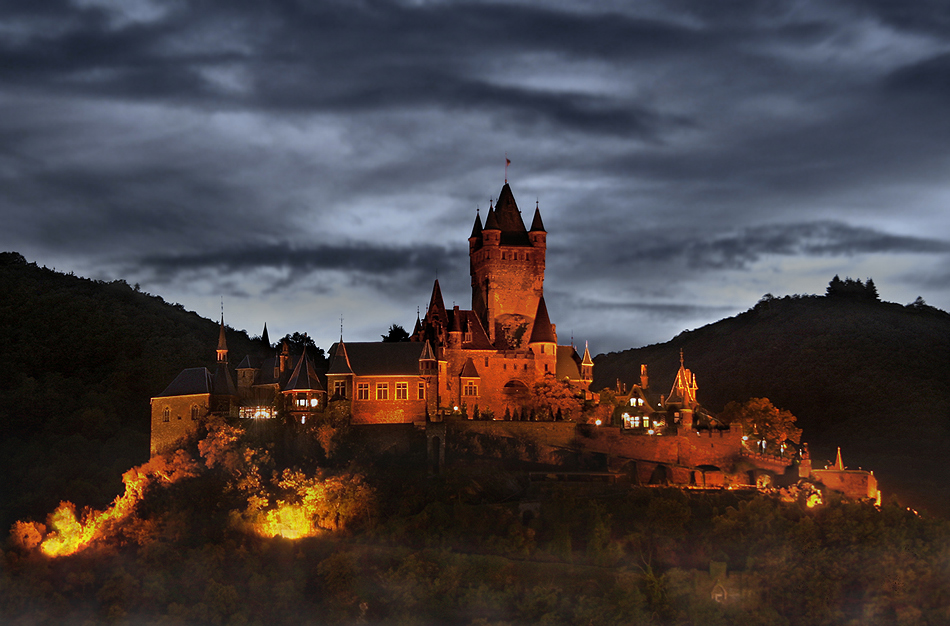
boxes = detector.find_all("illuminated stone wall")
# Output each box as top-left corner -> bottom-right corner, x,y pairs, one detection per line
149,393 -> 208,455
349,375 -> 428,424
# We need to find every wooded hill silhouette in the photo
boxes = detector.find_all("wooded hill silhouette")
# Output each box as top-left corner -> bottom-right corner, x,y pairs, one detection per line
0,252 -> 262,535
593,278 -> 950,515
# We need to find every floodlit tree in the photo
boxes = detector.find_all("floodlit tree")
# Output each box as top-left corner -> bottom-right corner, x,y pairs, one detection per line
718,397 -> 802,454
531,374 -> 583,420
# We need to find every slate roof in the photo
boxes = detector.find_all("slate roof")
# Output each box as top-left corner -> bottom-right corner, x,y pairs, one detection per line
528,296 -> 557,344
530,205 -> 546,233
446,308 -> 494,349
157,367 -> 214,397
327,342 -> 428,376
556,346 -> 582,380
237,354 -> 264,369
494,183 -> 531,246
470,212 -> 483,239
212,363 -> 237,396
217,317 -> 228,351
284,348 -> 325,392
327,340 -> 353,375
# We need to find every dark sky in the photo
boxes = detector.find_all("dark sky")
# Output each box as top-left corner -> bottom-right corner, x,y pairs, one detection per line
3,0 -> 950,354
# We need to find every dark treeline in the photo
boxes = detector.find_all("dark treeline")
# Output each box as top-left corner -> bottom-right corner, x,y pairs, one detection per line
0,252 -> 263,536
594,278 -> 950,516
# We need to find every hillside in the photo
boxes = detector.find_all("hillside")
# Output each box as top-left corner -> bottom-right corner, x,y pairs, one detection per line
593,290 -> 950,515
0,252 -> 263,535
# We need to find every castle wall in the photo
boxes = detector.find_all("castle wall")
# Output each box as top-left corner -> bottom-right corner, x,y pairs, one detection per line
150,393 -> 209,456
812,468 -> 880,503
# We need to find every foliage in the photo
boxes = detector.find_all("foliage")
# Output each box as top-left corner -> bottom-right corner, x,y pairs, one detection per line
381,323 -> 411,342
719,397 -> 802,453
278,332 -> 326,364
531,374 -> 583,420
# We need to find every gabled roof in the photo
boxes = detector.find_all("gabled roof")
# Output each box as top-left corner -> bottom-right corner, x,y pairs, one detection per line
556,346 -> 582,380
494,183 -> 530,245
528,296 -> 557,344
156,367 -> 214,397
459,358 -> 480,378
666,350 -> 698,409
420,340 -> 436,361
327,340 -> 354,375
530,205 -> 546,233
284,348 -> 325,392
328,342 -> 429,376
456,309 -> 494,349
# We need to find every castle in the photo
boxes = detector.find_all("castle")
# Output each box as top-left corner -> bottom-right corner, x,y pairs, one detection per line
150,181 -> 592,454
148,180 -> 881,506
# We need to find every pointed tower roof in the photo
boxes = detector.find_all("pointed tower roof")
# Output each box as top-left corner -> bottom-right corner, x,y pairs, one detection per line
483,205 -> 500,231
284,347 -> 325,392
413,310 -> 423,337
427,279 -> 448,325
217,315 -> 228,351
420,340 -> 436,361
530,203 -> 546,233
327,340 -> 353,375
528,296 -> 557,343
261,323 -> 270,350
470,211 -> 483,239
582,341 -> 594,366
494,183 -> 530,245
834,447 -> 845,470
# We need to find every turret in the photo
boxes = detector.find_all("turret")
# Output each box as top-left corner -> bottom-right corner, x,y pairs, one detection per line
528,296 -> 557,375
216,315 -> 228,365
581,342 -> 594,382
528,201 -> 546,248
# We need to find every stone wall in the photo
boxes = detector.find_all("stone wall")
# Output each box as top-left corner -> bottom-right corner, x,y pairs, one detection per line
150,393 -> 208,455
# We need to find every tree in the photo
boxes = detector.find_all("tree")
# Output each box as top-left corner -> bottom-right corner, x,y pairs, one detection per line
381,324 -> 410,342
279,332 -> 326,364
718,397 -> 801,454
531,375 -> 583,420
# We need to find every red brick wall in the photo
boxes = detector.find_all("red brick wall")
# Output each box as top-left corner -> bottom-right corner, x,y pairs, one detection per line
350,375 -> 428,424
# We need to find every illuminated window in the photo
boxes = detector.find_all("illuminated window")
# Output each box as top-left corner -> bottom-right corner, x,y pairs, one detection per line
333,380 -> 346,398
377,383 -> 389,400
396,382 -> 408,400
417,382 -> 426,400
357,383 -> 369,400
463,381 -> 478,396
191,405 -> 199,420
162,407 -> 170,422
310,398 -> 318,407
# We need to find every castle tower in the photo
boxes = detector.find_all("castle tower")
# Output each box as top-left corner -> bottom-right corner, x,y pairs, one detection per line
470,184 -> 547,347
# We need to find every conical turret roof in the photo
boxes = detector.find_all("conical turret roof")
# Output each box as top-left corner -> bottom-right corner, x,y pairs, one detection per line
284,347 -> 325,392
528,296 -> 557,344
530,205 -> 546,233
470,212 -> 483,239
217,315 -> 228,351
483,205 -> 500,231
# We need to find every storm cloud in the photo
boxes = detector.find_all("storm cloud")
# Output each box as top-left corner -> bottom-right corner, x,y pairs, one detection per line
2,0 -> 950,353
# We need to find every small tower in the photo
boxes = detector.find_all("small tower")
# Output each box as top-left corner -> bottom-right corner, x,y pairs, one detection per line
216,314 -> 228,365
581,341 -> 594,382
528,296 -> 557,375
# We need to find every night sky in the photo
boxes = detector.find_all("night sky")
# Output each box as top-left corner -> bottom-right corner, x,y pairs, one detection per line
3,0 -> 950,354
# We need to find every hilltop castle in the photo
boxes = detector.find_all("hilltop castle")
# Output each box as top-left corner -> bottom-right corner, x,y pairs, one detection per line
150,181 -> 592,454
